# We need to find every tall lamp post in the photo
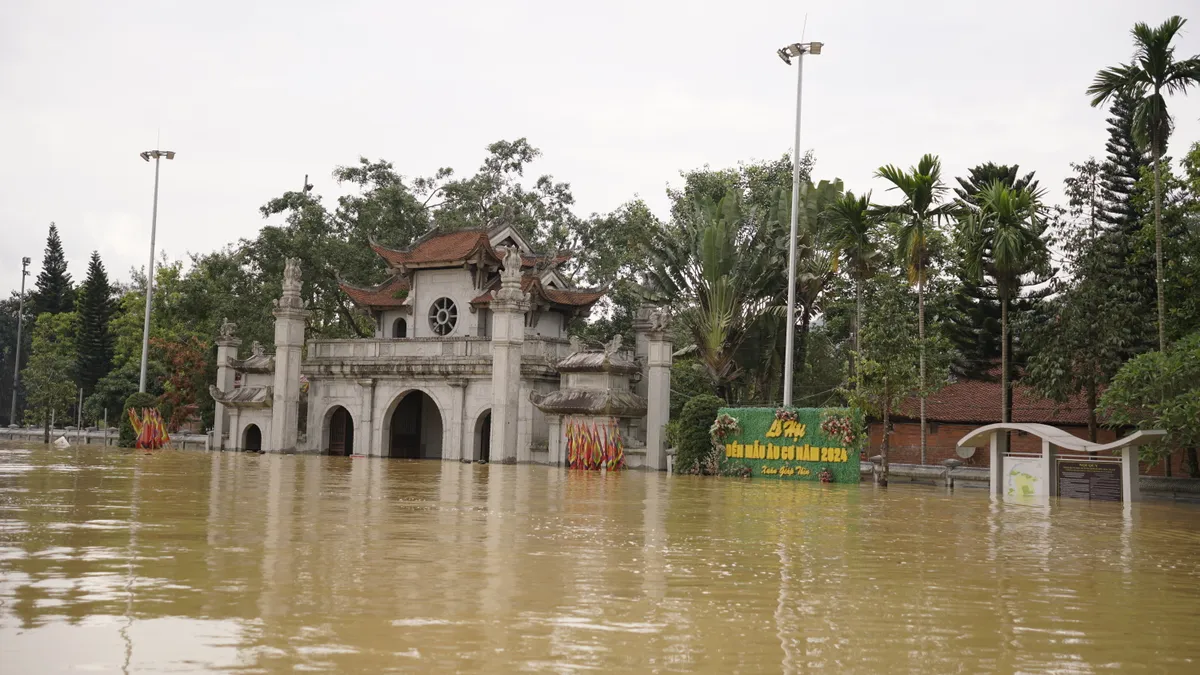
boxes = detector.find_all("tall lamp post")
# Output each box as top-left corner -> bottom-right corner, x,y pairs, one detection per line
138,149 -> 176,393
777,40 -> 822,407
9,256 -> 31,425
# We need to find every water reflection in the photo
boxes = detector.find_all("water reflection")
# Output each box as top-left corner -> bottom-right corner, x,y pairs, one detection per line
2,446 -> 1200,673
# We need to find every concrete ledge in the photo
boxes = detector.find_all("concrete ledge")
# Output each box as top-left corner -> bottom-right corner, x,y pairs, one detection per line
861,461 -> 1200,498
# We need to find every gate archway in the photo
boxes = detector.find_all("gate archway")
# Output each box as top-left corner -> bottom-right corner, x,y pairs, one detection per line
325,405 -> 354,456
473,410 -> 491,463
243,424 -> 262,452
386,391 -> 443,459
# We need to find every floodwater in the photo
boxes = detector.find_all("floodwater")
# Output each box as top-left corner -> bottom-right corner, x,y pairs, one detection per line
2,448 -> 1199,674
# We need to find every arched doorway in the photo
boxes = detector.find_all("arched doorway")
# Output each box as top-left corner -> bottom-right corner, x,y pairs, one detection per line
327,406 -> 354,456
388,391 -> 443,459
473,410 -> 491,463
392,317 -> 407,338
243,424 -> 262,452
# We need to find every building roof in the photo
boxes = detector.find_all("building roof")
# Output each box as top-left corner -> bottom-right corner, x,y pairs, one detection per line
209,385 -> 273,409
957,423 -> 1165,453
339,275 -> 410,309
470,275 -> 605,310
894,377 -> 1100,426
371,230 -> 498,269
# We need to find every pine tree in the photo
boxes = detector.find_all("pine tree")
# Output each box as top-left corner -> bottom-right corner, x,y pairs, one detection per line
31,223 -> 74,316
1097,91 -> 1149,240
947,164 -> 1053,387
1096,91 -> 1156,353
75,251 -> 115,398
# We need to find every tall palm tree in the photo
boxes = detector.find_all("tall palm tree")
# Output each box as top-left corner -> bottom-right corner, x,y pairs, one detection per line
874,155 -> 955,465
821,191 -> 880,381
1088,15 -> 1200,352
961,182 -> 1050,422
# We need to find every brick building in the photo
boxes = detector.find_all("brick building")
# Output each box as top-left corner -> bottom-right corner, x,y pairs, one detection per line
866,377 -> 1187,476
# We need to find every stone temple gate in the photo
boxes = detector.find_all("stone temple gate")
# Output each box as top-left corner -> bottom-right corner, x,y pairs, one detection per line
210,224 -> 673,469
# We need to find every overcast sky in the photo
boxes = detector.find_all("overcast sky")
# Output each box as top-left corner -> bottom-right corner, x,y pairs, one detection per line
3,0 -> 1200,296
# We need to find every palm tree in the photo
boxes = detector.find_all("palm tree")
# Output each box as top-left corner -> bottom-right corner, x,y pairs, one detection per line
647,194 -> 780,398
874,155 -> 955,465
961,182 -> 1050,422
821,191 -> 880,381
1087,15 -> 1200,352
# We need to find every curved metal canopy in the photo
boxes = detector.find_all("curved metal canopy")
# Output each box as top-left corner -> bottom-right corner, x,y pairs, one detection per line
956,423 -> 1166,453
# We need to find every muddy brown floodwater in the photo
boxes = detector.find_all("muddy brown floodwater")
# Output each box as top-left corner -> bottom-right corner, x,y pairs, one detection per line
2,446 -> 1200,673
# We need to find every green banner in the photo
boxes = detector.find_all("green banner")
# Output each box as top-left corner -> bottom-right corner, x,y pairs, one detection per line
717,407 -> 862,482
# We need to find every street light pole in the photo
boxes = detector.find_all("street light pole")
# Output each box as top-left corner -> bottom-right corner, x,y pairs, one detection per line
9,256 -> 31,425
777,41 -> 822,407
138,149 -> 176,393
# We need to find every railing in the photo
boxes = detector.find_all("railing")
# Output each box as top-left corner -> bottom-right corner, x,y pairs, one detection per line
0,426 -> 211,450
306,336 -> 572,362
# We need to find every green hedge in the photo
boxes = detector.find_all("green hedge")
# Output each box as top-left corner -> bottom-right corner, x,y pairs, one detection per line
674,394 -> 725,474
119,392 -> 159,448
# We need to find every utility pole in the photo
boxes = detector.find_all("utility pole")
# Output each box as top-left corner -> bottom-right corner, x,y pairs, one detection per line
9,256 -> 31,426
777,40 -> 823,407
138,149 -> 176,392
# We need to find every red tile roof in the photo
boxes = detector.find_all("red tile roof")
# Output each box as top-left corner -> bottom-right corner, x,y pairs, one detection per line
339,275 -> 410,309
372,230 -> 497,268
895,377 -> 1097,426
471,275 -> 604,309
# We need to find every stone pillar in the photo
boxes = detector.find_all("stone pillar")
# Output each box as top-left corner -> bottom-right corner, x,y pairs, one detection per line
357,378 -> 376,457
631,303 -> 654,442
644,309 -> 673,472
269,258 -> 311,453
448,379 -> 467,461
213,323 -> 241,451
490,247 -> 529,464
546,415 -> 562,466
989,432 -> 1008,497
1121,446 -> 1141,503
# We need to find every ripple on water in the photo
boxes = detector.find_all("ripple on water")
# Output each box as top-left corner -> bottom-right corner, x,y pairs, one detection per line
2,447 -> 1200,673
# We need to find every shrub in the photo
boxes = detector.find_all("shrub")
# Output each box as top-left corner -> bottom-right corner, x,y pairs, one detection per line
119,392 -> 159,448
674,394 -> 725,474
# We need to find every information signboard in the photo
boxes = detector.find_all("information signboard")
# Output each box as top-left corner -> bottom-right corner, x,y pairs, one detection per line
716,407 -> 861,482
1057,460 -> 1123,502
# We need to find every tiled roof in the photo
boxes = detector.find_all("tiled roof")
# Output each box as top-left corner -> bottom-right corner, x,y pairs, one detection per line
471,275 -> 604,309
372,230 -> 497,268
894,377 -> 1098,426
339,275 -> 410,308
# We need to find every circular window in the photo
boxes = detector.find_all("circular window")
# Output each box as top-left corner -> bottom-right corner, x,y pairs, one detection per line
428,297 -> 458,336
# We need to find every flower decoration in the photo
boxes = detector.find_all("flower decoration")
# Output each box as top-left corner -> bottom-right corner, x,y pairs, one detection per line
774,407 -> 798,422
820,411 -> 856,447
709,413 -> 741,446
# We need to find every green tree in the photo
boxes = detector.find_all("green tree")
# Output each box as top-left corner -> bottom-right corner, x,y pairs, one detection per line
1099,332 -> 1200,476
873,154 -> 955,464
948,163 -> 1052,384
647,194 -> 782,398
21,312 -> 78,443
820,190 -> 880,380
31,223 -> 74,317
0,292 -> 34,425
1088,15 -> 1200,352
75,251 -> 115,398
674,393 -> 725,474
959,183 -> 1050,423
846,277 -> 949,486
1025,160 -> 1141,441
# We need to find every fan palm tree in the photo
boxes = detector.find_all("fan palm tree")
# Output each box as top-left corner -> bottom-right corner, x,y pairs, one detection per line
821,191 -> 880,380
873,155 -> 955,465
1087,15 -> 1200,352
646,194 -> 780,399
961,182 -> 1050,422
